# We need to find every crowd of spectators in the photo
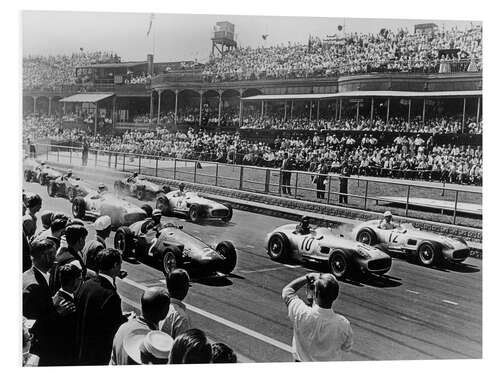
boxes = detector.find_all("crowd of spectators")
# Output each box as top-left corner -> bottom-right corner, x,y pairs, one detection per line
22,197 -> 238,366
23,51 -> 121,90
124,72 -> 152,85
202,26 -> 482,82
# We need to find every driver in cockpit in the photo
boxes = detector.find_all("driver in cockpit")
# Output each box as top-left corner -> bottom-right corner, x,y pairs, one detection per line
296,216 -> 311,235
379,211 -> 397,230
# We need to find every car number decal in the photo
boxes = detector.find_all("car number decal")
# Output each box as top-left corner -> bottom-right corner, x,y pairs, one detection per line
300,237 -> 314,252
388,233 -> 399,243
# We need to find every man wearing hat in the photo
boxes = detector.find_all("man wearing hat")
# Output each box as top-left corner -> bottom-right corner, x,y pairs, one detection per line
83,215 -> 112,271
63,168 -> 73,180
379,211 -> 396,230
122,330 -> 173,365
33,213 -> 68,249
23,194 -> 42,240
37,210 -> 54,234
111,287 -> 171,365
142,209 -> 163,234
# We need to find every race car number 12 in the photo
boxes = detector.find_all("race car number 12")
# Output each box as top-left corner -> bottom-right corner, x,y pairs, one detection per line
301,237 -> 314,251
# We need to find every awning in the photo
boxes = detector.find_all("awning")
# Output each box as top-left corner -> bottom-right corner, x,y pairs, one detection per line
242,90 -> 482,101
59,93 -> 115,103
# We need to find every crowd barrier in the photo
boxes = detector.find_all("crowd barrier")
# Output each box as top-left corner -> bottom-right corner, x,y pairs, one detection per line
35,143 -> 482,228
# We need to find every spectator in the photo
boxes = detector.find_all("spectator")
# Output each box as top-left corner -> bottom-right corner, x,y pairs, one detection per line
281,152 -> 292,195
74,248 -> 128,365
50,264 -> 82,366
122,330 -> 173,365
22,318 -> 39,366
160,269 -> 191,339
282,272 -> 353,361
23,194 -> 42,240
82,215 -> 112,272
111,287 -> 171,365
169,328 -> 212,364
211,342 -> 237,363
23,239 -> 74,365
33,213 -> 68,248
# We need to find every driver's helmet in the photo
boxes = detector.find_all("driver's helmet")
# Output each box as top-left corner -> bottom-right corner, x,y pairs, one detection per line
179,183 -> 185,192
98,183 -> 107,193
132,172 -> 139,178
66,169 -> 72,177
300,215 -> 310,227
152,209 -> 162,217
383,211 -> 392,219
41,161 -> 46,166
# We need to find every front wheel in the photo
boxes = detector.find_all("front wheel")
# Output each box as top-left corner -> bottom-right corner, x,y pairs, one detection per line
356,228 -> 377,245
162,247 -> 184,277
136,188 -> 145,201
114,226 -> 135,258
67,187 -> 76,202
267,233 -> 289,261
72,197 -> 86,219
221,204 -> 233,223
417,242 -> 439,266
188,204 -> 201,223
328,251 -> 350,279
24,170 -> 32,182
215,241 -> 237,274
47,182 -> 57,197
38,174 -> 46,185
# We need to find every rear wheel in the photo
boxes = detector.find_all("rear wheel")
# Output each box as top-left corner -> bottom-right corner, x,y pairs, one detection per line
67,187 -> 76,202
72,197 -> 86,219
267,233 -> 290,261
38,174 -> 46,185
417,242 -> 439,266
47,182 -> 57,197
328,251 -> 350,279
136,188 -> 145,201
188,204 -> 201,223
114,226 -> 135,258
221,204 -> 233,223
24,170 -> 32,182
215,241 -> 237,274
162,247 -> 184,277
356,228 -> 377,245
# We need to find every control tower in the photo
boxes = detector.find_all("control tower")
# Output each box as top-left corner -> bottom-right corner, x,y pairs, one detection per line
211,21 -> 237,58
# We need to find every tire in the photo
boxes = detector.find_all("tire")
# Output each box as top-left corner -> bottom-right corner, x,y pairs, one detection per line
67,187 -> 76,202
267,232 -> 290,261
215,241 -> 237,274
328,250 -> 351,279
156,196 -> 170,216
72,197 -> 86,219
188,204 -> 201,223
141,204 -> 153,218
24,170 -> 32,182
114,226 -> 135,258
417,242 -> 440,266
38,173 -> 46,186
356,228 -> 377,245
136,188 -> 145,201
221,204 -> 233,223
47,181 -> 57,197
162,247 -> 184,277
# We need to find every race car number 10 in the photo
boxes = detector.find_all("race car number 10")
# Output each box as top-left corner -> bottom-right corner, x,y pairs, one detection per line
301,237 -> 314,251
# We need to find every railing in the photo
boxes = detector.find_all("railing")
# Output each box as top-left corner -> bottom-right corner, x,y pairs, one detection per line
34,143 -> 482,228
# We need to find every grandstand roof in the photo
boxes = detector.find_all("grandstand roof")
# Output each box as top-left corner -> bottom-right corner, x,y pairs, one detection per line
59,93 -> 115,103
242,90 -> 482,101
77,61 -> 147,69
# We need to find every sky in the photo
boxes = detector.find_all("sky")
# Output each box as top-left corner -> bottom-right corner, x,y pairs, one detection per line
22,11 -> 481,63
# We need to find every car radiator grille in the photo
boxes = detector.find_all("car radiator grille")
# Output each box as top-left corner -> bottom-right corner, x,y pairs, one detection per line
453,249 -> 470,259
368,258 -> 391,271
211,209 -> 228,218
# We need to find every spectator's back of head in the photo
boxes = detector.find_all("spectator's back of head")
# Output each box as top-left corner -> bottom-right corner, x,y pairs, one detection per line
141,287 -> 170,324
166,268 -> 190,301
96,248 -> 121,274
211,342 -> 237,363
315,273 -> 339,308
26,194 -> 42,210
40,210 -> 53,229
65,223 -> 87,247
169,328 -> 212,364
59,263 -> 82,292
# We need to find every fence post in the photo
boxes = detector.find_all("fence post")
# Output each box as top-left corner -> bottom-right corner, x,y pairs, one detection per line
173,159 -> 177,180
364,180 -> 369,210
264,169 -> 270,193
239,166 -> 244,190
69,147 -> 72,164
327,175 -> 332,204
453,190 -> 459,225
46,146 -> 49,161
278,169 -> 282,196
193,160 -> 197,183
138,155 -> 142,174
94,150 -> 98,167
215,163 -> 219,186
108,152 -> 111,168
155,157 -> 159,177
294,172 -> 299,199
114,153 -> 117,169
57,147 -> 60,162
405,185 -> 411,217
122,153 -> 125,171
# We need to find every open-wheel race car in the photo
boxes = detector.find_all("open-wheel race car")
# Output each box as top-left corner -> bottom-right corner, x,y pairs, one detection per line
24,159 -> 62,185
156,190 -> 233,223
114,220 -> 237,277
23,158 -> 42,182
71,190 -> 148,229
114,175 -> 168,201
352,220 -> 470,266
266,223 -> 392,279
47,176 -> 92,202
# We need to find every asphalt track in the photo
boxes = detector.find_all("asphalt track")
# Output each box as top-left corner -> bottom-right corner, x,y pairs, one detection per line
23,173 -> 482,363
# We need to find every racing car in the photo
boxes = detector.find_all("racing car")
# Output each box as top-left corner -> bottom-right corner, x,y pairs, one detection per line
156,190 -> 233,223
114,221 -> 237,277
266,223 -> 392,279
47,175 -> 92,202
114,175 -> 168,201
72,190 -> 148,229
23,158 -> 42,182
352,220 -> 470,266
28,162 -> 62,186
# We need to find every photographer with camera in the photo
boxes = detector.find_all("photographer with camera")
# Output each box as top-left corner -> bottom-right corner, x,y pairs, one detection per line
282,272 -> 353,362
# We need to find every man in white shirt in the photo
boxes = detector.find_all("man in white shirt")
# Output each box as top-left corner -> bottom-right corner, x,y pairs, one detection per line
161,269 -> 191,339
282,272 -> 353,362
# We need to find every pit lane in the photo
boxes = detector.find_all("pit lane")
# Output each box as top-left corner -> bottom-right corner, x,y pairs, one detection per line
23,174 -> 482,362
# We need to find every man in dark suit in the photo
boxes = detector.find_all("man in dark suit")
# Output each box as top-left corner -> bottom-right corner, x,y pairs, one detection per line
50,264 -> 82,366
281,153 -> 293,195
75,248 -> 128,365
339,162 -> 350,204
23,239 -> 75,366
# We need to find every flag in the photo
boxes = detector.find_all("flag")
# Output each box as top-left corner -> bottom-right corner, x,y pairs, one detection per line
146,13 -> 154,37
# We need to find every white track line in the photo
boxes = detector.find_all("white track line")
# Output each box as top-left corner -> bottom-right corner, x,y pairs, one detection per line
406,289 -> 421,295
442,299 -> 459,306
118,277 -> 293,353
239,266 -> 294,274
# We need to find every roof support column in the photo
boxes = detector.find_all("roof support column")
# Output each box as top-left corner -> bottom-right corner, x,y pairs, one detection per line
316,99 -> 320,121
33,96 -> 37,114
370,97 -> 374,125
283,101 -> 287,122
422,98 -> 426,125
238,89 -> 244,128
260,100 -> 264,119
63,102 -> 66,116
462,97 -> 466,133
407,99 -> 411,131
157,89 -> 163,125
149,90 -> 154,121
386,98 -> 390,126
174,89 -> 179,126
217,90 -> 223,127
476,96 -> 481,123
199,90 -> 203,126
338,98 -> 342,121
356,101 -> 360,126
309,100 -> 313,123
290,100 -> 294,120
94,102 -> 98,137
112,96 -> 116,128
48,97 -> 52,116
